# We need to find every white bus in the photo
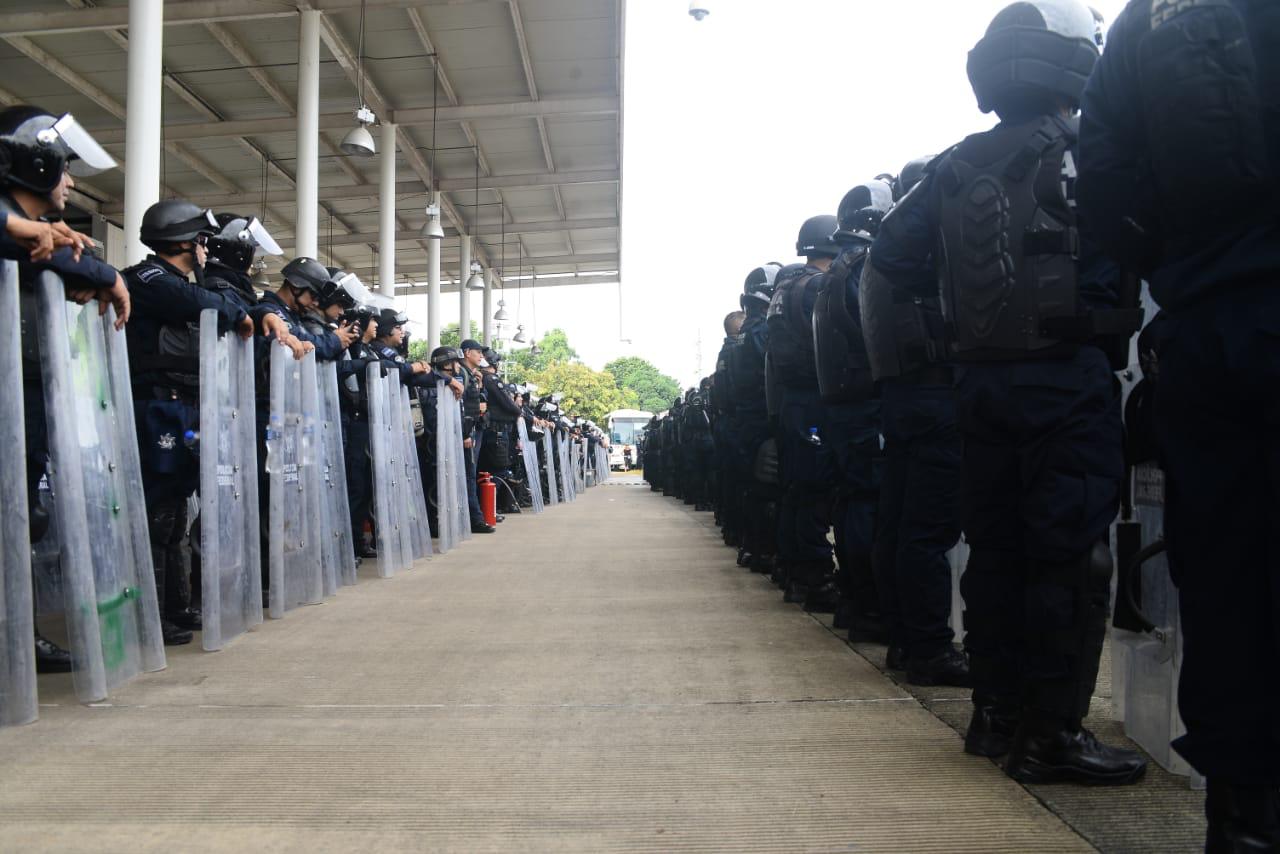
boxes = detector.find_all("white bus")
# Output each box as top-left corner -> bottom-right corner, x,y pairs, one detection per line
605,409 -> 652,471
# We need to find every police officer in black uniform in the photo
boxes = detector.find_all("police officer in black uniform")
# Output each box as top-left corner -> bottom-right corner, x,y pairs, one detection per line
681,385 -> 714,510
456,339 -> 494,533
713,310 -> 746,549
767,216 -> 841,608
414,345 -> 465,536
479,348 -> 522,514
813,184 -> 891,628
1078,0 -> 1280,844
728,264 -> 783,573
855,167 -> 969,686
340,304 -> 380,556
866,0 -> 1145,785
643,414 -> 663,491
0,105 -> 129,671
123,200 -> 253,645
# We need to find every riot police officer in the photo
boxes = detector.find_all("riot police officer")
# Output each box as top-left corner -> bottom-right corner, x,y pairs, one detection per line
340,302 -> 380,557
479,348 -> 522,514
204,213 -> 281,313
712,312 -> 745,546
865,0 -> 1145,785
854,168 -> 969,686
456,339 -> 493,533
123,200 -> 252,645
767,216 -> 841,609
1078,1 -> 1280,844
0,105 -> 128,671
728,264 -> 783,573
812,183 -> 892,629
299,269 -> 357,362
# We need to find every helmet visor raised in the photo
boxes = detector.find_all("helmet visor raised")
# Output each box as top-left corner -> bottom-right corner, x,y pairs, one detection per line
50,114 -> 117,176
244,217 -> 283,256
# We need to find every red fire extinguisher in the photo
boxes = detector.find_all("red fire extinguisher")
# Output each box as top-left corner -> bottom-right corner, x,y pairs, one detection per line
478,471 -> 498,526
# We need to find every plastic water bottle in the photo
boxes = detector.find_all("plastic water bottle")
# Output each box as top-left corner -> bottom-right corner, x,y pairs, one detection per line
805,427 -> 822,446
264,416 -> 283,474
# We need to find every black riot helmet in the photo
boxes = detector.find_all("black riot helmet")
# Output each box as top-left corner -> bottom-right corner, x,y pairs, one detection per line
430,345 -> 462,369
895,156 -> 934,200
833,180 -> 895,245
741,262 -> 783,310
482,347 -> 502,367
140,200 -> 219,253
796,214 -> 840,259
376,307 -> 408,334
280,256 -> 332,297
0,106 -> 116,197
207,213 -> 283,272
967,0 -> 1100,117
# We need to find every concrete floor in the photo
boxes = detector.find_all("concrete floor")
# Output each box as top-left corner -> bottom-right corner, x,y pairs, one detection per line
2,479 -> 1118,852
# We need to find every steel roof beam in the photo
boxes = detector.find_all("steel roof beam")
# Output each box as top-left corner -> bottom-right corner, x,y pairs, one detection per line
0,0 -> 497,37
102,169 -> 619,215
87,97 -> 620,145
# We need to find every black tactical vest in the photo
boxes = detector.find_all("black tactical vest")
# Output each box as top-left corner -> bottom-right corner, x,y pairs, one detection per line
766,263 -> 823,375
813,245 -> 875,404
936,116 -> 1079,359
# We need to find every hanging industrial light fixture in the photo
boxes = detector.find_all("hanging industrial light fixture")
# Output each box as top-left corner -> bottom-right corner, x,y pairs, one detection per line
340,0 -> 377,157
493,299 -> 510,321
466,261 -> 484,291
513,324 -> 527,344
251,258 -> 270,288
420,201 -> 444,239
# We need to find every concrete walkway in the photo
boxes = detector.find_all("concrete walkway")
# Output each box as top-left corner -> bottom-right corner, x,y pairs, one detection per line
0,479 -> 1093,853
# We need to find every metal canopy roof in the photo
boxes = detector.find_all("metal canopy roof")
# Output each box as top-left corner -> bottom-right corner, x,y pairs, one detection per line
0,0 -> 624,287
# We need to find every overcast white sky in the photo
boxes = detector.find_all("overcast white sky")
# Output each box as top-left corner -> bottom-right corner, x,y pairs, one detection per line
410,0 -> 1130,392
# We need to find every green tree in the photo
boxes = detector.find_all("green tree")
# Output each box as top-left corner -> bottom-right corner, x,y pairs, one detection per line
530,361 -> 637,423
603,356 -> 682,413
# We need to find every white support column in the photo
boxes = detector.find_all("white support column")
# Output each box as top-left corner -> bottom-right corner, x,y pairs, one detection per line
295,9 -> 321,259
426,193 -> 442,351
123,0 -> 163,266
482,270 -> 494,345
459,235 -> 471,341
377,122 -> 397,295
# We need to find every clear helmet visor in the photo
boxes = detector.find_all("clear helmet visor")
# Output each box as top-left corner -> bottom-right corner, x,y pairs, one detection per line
335,272 -> 371,305
49,114 -> 117,176
244,217 -> 283,256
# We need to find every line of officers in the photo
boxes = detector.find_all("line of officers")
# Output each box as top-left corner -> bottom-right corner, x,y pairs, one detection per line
646,1 -> 1278,848
0,103 -> 601,671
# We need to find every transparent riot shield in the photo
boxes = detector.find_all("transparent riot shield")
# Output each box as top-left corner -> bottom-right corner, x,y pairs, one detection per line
516,419 -> 544,514
267,346 -> 323,617
35,272 -> 165,702
1111,464 -> 1198,782
946,537 -> 969,644
451,400 -> 472,544
398,384 -> 432,561
542,430 -> 559,506
434,380 -> 469,553
318,361 -> 357,588
384,371 -> 415,569
198,310 -> 263,651
1,260 -> 35,726
299,355 -> 332,598
366,364 -> 408,577
558,434 -> 576,502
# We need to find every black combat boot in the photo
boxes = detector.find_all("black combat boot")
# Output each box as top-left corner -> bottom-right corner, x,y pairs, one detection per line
884,645 -> 909,670
1205,779 -> 1280,853
1004,717 -> 1147,785
161,619 -> 194,646
906,647 -> 972,688
964,700 -> 1019,758
34,631 -> 73,673
736,548 -> 753,568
